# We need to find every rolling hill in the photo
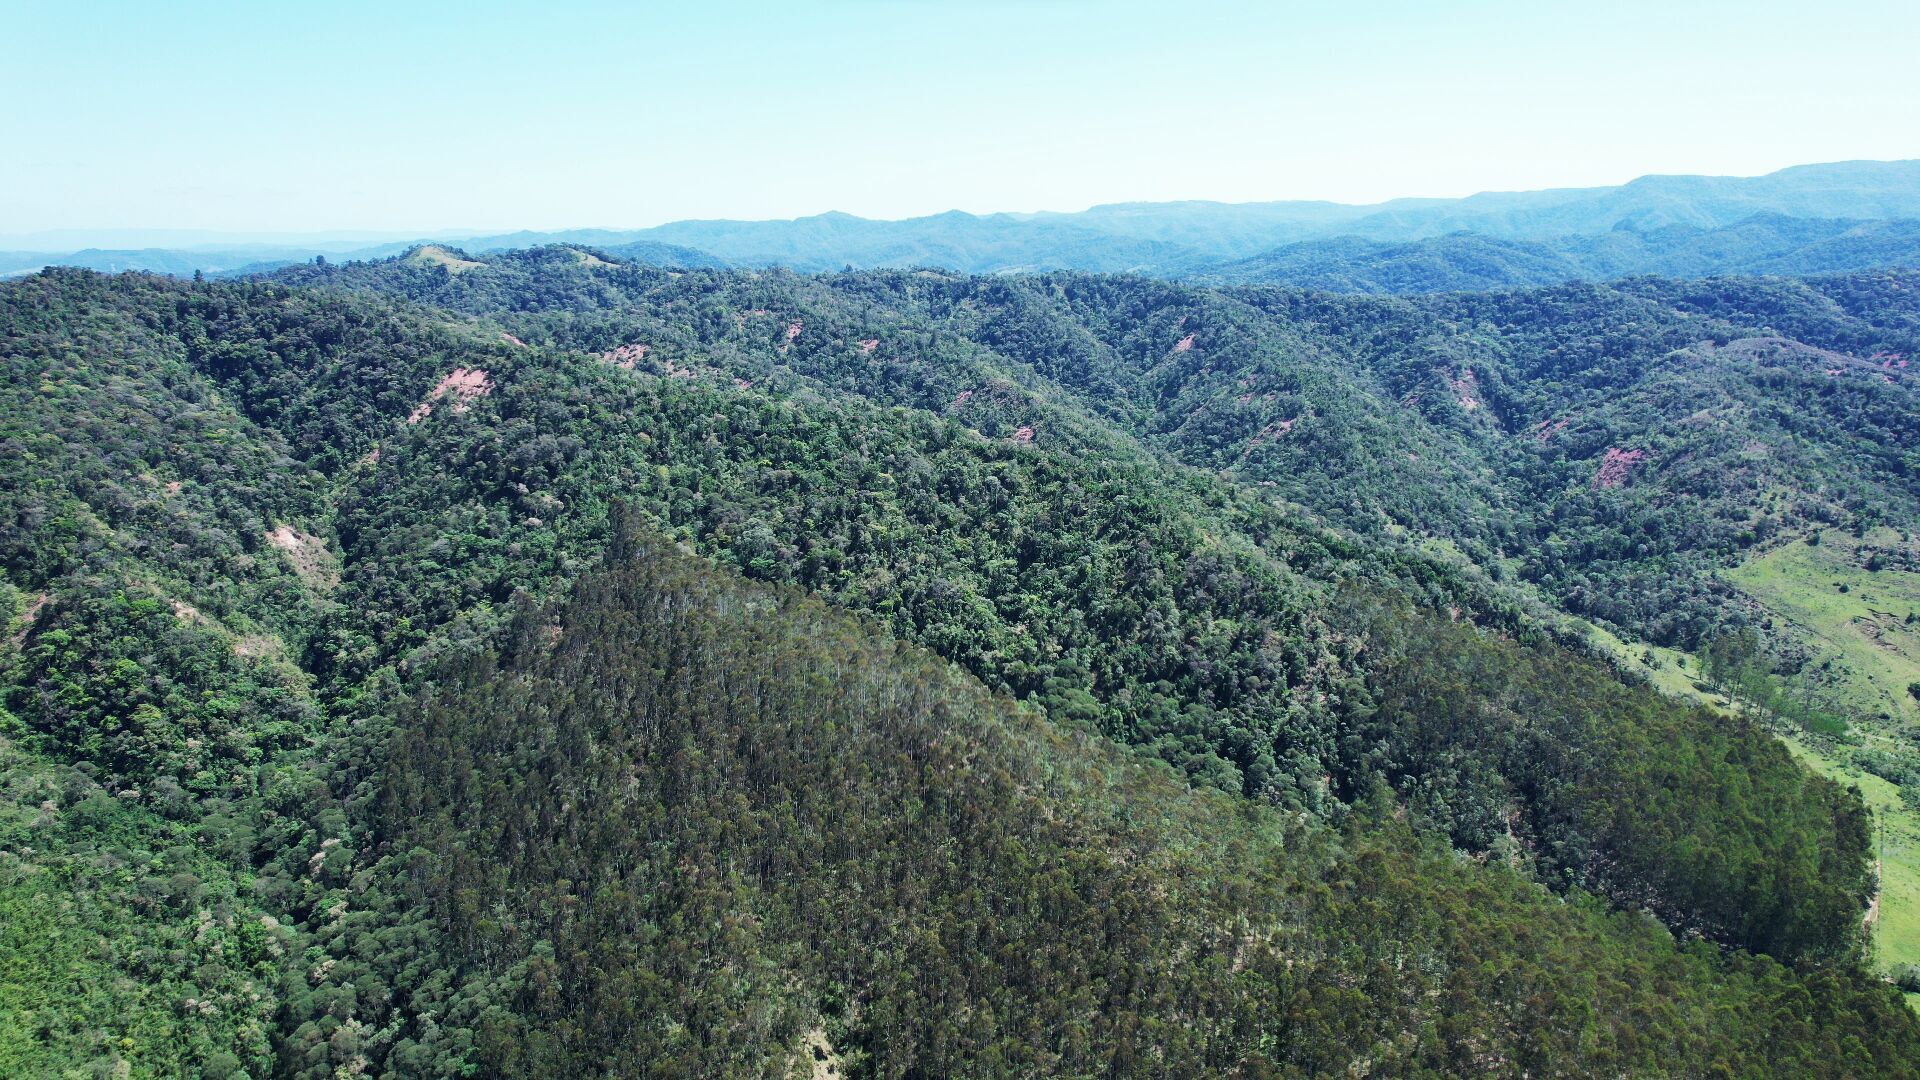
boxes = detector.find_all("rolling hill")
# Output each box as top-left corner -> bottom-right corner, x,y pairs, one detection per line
10,160 -> 1920,287
4,248 -> 1919,1073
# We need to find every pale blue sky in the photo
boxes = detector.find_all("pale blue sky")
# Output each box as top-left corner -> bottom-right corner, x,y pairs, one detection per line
4,0 -> 1917,238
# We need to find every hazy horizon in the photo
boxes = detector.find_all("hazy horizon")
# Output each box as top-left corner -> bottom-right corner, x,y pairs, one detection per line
6,156 -> 1917,252
7,1 -> 1918,238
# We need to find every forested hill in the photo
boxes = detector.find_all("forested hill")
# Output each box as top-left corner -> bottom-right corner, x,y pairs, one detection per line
1,262 -> 1915,1073
1195,215 -> 1920,291
276,248 -> 1920,654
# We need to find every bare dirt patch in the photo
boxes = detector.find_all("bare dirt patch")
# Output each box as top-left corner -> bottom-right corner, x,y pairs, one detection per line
408,367 -> 493,423
268,525 -> 339,590
601,343 -> 650,369
1593,447 -> 1649,489
1239,417 -> 1296,461
233,634 -> 284,659
796,1027 -> 843,1079
1446,367 -> 1480,410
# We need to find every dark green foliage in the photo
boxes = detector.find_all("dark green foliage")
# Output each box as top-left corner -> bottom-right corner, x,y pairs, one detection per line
1352,599 -> 1873,960
7,581 -> 316,791
218,260 -> 1881,955
281,248 -> 1920,654
245,255 -> 1898,948
288,525 -> 1919,1077
0,260 -> 1913,1073
1198,216 -> 1920,292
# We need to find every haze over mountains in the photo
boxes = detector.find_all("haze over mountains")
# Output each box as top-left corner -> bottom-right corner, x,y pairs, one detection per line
11,159 -> 1920,287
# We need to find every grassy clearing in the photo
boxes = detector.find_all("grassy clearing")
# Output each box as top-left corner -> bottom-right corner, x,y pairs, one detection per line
408,244 -> 485,274
1586,621 -> 1731,710
1728,530 -> 1920,727
1726,530 -> 1920,999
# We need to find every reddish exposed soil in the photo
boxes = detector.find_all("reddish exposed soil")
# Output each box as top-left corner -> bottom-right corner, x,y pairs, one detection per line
600,343 -> 650,369
1239,418 -> 1296,461
1593,447 -> 1649,489
1446,367 -> 1480,410
268,525 -> 339,589
409,367 -> 493,423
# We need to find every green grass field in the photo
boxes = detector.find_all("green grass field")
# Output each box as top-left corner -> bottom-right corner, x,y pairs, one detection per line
1728,530 -> 1919,995
1728,530 -> 1920,727
1590,531 -> 1920,1001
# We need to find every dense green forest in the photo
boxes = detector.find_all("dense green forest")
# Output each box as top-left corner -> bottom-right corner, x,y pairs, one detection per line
2,257 -> 1917,1074
275,247 -> 1920,654
1196,216 -> 1920,292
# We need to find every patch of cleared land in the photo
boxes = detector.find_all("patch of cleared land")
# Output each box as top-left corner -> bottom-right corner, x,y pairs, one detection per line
1585,621 -> 1731,710
1727,530 -> 1919,726
267,524 -> 340,590
1725,529 -> 1920,1000
408,367 -> 494,423
407,244 -> 485,274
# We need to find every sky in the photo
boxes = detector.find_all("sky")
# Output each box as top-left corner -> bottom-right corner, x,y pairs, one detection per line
4,0 -> 1918,242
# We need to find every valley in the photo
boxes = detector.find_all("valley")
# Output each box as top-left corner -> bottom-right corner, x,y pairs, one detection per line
12,0 -> 1920,1071
3,240 -> 1919,1074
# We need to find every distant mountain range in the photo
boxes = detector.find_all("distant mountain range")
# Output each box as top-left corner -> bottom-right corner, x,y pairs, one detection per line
7,159 -> 1920,289
1194,214 -> 1920,292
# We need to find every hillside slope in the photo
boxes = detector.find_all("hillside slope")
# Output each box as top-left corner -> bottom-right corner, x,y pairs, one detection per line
1,264 -> 1912,1072
278,516 -> 1919,1077
1198,216 -> 1920,292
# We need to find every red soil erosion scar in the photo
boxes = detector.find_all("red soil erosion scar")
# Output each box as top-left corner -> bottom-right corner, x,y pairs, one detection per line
1593,447 -> 1649,489
600,343 -> 650,369
408,368 -> 493,423
1447,367 -> 1480,410
1239,417 -> 1296,462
